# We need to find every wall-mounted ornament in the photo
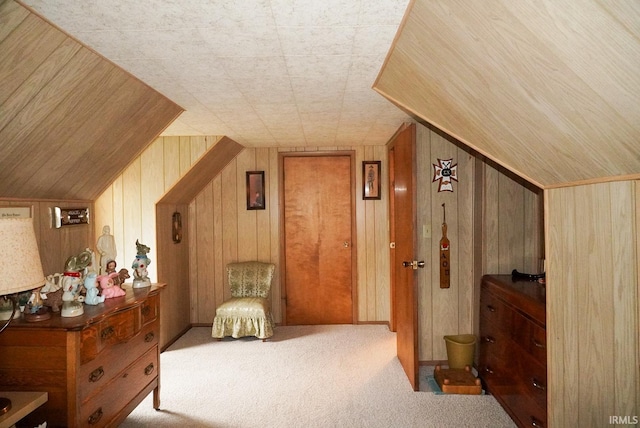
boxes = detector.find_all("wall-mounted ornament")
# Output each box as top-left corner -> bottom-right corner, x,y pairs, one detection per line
246,171 -> 266,210
432,158 -> 458,192
362,161 -> 381,200
172,212 -> 182,243
53,207 -> 89,228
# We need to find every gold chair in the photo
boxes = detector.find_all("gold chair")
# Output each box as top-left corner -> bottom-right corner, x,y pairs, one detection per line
212,261 -> 275,341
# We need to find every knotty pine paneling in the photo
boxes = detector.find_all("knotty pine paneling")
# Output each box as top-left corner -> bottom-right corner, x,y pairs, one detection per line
546,181 -> 639,426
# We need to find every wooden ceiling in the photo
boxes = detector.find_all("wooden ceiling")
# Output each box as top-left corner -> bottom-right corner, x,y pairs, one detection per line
0,0 -> 183,200
374,0 -> 640,189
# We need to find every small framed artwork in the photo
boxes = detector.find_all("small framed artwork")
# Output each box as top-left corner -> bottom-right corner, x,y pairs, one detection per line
363,161 -> 382,200
246,171 -> 266,210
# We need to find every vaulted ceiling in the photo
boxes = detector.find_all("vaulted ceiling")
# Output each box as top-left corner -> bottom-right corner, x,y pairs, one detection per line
374,0 -> 640,188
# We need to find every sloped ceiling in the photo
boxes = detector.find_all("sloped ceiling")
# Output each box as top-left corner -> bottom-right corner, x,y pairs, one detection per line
374,0 -> 640,189
20,0 -> 411,148
0,0 -> 183,200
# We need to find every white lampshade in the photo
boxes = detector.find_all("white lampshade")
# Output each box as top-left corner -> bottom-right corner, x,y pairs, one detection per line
0,218 -> 45,296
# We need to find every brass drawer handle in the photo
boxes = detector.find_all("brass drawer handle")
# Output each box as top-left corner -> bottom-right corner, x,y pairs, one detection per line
532,378 -> 546,391
145,332 -> 155,342
88,407 -> 103,425
141,305 -> 151,317
89,366 -> 104,382
533,339 -> 546,349
145,363 -> 155,376
483,335 -> 496,344
486,305 -> 496,312
101,326 -> 115,340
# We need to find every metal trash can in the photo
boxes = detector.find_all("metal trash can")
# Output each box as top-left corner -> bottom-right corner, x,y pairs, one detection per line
444,334 -> 476,369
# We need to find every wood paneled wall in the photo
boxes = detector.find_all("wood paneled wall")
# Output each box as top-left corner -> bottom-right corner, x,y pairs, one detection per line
189,145 -> 390,325
94,135 -> 222,348
0,199 -> 94,275
0,0 -> 183,201
414,124 -> 543,361
546,181 -> 639,426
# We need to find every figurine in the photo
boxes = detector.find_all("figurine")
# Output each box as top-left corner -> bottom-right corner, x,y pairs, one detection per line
61,271 -> 84,317
131,240 -> 151,288
41,273 -> 64,312
97,272 -> 125,299
96,225 -> 117,274
83,272 -> 105,305
117,268 -> 130,285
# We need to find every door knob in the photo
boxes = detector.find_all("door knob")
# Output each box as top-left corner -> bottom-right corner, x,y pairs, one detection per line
402,260 -> 425,270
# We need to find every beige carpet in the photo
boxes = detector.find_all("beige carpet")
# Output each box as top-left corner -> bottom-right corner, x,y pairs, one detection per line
121,325 -> 516,427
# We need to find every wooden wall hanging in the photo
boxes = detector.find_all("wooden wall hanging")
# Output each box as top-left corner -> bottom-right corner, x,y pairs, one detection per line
439,203 -> 450,288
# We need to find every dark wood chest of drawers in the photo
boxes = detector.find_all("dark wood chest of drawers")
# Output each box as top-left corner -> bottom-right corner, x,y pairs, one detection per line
0,284 -> 163,428
479,275 -> 546,428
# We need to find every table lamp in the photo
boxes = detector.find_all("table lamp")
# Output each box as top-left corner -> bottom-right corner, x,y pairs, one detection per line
0,218 -> 46,415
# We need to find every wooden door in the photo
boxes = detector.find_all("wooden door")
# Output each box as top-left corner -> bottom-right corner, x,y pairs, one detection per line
388,123 -> 420,390
282,154 -> 355,325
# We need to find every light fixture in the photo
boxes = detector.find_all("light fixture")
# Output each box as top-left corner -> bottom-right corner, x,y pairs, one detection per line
0,218 -> 46,415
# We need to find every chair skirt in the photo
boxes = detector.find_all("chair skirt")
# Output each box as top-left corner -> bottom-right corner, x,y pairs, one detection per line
212,297 -> 274,339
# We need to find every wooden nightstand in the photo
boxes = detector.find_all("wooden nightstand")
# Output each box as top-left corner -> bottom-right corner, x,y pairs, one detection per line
0,391 -> 47,428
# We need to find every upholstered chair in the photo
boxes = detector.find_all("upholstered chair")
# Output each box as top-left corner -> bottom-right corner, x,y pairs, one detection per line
212,261 -> 275,341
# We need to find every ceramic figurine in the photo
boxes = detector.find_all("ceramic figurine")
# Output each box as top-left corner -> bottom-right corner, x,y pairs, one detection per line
96,225 -> 117,274
131,240 -> 151,288
83,272 -> 105,305
61,271 -> 84,317
97,272 -> 125,299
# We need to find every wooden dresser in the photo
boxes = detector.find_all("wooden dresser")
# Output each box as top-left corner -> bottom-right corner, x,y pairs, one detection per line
479,275 -> 546,428
0,284 -> 164,428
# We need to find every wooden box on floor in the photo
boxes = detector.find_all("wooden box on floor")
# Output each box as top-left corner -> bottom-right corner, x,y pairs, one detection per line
434,365 -> 482,395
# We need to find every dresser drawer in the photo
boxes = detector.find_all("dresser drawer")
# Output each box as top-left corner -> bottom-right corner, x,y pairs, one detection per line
79,321 -> 159,403
81,307 -> 139,365
480,291 -> 509,328
80,346 -> 159,427
141,293 -> 159,326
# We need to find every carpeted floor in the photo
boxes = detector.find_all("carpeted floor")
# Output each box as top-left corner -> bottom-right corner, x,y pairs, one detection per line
121,325 -> 516,427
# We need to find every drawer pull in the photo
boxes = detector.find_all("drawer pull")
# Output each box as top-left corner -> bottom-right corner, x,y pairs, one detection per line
145,363 -> 155,376
486,304 -> 496,312
533,339 -> 546,349
531,416 -> 544,427
483,366 -> 494,375
532,378 -> 546,391
88,407 -> 103,425
89,367 -> 104,382
142,305 -> 151,317
483,335 -> 496,344
145,332 -> 155,342
101,326 -> 115,340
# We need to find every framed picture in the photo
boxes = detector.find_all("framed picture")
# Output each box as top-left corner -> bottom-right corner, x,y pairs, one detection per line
246,171 -> 266,210
362,161 -> 381,200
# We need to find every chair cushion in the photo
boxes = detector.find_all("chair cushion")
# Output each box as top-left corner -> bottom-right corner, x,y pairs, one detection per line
212,297 -> 274,339
227,261 -> 275,298
215,297 -> 270,318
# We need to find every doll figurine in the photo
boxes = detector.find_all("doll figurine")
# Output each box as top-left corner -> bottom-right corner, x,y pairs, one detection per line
83,273 -> 105,305
97,272 -> 125,299
61,271 -> 84,317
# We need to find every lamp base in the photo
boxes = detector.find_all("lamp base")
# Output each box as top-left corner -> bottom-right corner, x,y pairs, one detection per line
24,305 -> 51,322
0,396 -> 11,415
